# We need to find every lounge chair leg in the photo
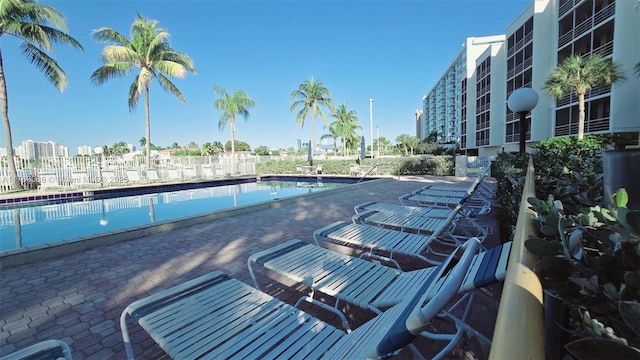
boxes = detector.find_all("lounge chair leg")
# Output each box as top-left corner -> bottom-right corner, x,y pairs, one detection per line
294,295 -> 352,333
120,310 -> 135,360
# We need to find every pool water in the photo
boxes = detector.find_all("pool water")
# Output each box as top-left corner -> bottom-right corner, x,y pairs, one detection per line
0,179 -> 344,252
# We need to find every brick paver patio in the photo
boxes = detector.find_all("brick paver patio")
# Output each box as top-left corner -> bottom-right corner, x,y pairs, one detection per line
0,176 -> 501,359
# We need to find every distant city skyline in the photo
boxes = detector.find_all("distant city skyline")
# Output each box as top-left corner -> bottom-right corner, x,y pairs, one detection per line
0,1 -> 532,154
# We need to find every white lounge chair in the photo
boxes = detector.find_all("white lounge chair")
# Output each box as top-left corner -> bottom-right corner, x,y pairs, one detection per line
201,165 -> 214,179
0,339 -> 72,360
314,221 -> 447,266
37,172 -> 62,193
166,168 -> 181,181
121,239 -> 480,360
353,207 -> 489,246
182,166 -> 197,179
71,170 -> 91,189
349,163 -> 361,176
248,238 -> 509,358
354,201 -> 453,217
125,169 -> 142,184
144,169 -> 160,182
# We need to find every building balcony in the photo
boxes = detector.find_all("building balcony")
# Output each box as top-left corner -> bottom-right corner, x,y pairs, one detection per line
594,2 -> 615,27
574,17 -> 592,39
592,40 -> 614,57
559,0 -> 576,19
558,30 -> 573,48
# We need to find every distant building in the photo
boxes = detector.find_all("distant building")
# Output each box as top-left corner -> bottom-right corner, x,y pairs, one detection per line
78,145 -> 93,156
422,35 -> 506,147
16,140 -> 69,160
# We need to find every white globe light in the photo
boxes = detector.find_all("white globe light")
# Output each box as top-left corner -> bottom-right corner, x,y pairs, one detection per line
93,146 -> 104,155
507,88 -> 539,113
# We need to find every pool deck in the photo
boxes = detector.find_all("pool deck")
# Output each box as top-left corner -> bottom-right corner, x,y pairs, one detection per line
0,175 -> 501,359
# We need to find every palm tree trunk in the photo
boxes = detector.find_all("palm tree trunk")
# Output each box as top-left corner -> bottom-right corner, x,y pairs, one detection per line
0,50 -> 23,190
230,118 -> 236,174
311,116 -> 316,160
145,86 -> 151,168
577,91 -> 586,140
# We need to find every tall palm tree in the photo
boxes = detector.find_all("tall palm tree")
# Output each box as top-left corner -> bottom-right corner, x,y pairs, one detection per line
213,86 -> 256,174
290,77 -> 335,157
330,103 -> 360,156
91,14 -> 195,168
544,53 -> 625,139
0,0 -> 83,190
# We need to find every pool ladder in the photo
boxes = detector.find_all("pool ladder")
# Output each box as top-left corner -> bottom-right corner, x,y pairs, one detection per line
357,163 -> 380,183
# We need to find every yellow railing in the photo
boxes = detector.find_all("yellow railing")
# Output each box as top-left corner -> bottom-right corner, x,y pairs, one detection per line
489,157 -> 545,359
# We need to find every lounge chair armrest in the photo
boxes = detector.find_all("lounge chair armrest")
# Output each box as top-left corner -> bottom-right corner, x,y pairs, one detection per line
358,252 -> 402,270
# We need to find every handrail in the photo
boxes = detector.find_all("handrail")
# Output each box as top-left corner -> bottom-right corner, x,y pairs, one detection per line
489,157 -> 545,359
356,163 -> 380,183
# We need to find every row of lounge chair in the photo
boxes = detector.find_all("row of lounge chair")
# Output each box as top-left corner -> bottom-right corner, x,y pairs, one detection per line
5,169 -> 502,359
35,166 -> 227,192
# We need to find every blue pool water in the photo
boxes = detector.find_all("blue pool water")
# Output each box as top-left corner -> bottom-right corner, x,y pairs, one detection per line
0,178 -> 350,252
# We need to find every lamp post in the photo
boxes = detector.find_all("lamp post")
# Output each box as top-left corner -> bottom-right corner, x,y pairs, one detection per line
507,88 -> 539,154
369,98 -> 374,159
93,146 -> 104,187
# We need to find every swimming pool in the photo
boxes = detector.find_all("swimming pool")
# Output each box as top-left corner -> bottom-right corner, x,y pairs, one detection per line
0,177 -> 353,253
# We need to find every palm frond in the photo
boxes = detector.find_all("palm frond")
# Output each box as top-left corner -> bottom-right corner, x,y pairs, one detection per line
3,1 -> 68,33
146,30 -> 170,59
92,27 -> 131,47
127,75 -> 142,111
20,41 -> 67,91
153,59 -> 188,78
158,50 -> 196,73
101,45 -> 140,64
135,67 -> 153,97
90,62 -> 132,85
157,73 -> 186,104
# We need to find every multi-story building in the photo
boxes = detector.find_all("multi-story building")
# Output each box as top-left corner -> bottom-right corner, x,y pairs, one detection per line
15,140 -> 69,160
552,0 -> 638,139
421,35 -> 505,152
78,145 -> 93,156
419,0 -> 639,156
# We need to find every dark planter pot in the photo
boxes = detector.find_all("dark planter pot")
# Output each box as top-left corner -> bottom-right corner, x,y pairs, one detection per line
603,149 -> 640,210
544,289 -> 567,360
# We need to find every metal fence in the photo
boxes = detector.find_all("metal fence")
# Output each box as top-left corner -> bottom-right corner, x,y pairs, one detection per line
0,154 -> 258,193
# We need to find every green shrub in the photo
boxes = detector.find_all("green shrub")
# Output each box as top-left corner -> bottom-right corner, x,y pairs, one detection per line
254,156 -> 453,176
394,156 -> 454,176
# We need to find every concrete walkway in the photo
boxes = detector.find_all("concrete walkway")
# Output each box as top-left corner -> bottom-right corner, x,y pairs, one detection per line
0,176 -> 501,359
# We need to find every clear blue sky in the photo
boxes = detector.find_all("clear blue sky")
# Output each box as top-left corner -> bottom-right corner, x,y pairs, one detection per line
1,0 -> 531,155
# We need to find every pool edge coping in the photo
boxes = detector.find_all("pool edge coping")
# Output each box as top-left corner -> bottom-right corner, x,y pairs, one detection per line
0,177 -> 392,268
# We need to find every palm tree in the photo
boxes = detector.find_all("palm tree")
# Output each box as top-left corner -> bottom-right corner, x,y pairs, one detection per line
290,77 -> 335,158
396,134 -> 412,155
213,86 -> 256,174
91,14 -> 196,169
544,53 -> 625,139
330,103 -> 360,156
0,0 -> 83,190
320,131 -> 337,154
